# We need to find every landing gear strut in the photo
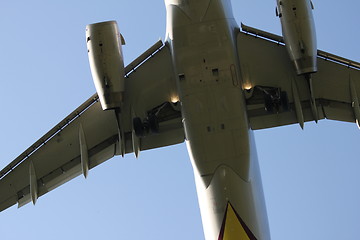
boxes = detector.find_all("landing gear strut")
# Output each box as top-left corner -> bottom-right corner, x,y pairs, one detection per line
261,86 -> 289,113
132,101 -> 179,137
132,114 -> 159,137
133,117 -> 145,137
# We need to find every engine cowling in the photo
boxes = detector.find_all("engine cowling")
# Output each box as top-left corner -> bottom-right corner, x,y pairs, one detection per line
276,0 -> 317,75
86,21 -> 125,110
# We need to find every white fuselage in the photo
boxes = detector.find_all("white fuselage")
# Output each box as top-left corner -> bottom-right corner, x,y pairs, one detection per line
165,0 -> 270,239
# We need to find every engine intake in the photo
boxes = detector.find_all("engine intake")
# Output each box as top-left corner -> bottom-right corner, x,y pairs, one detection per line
86,21 -> 125,110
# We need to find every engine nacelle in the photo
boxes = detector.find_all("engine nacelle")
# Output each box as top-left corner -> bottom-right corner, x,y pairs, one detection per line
276,0 -> 317,75
86,21 -> 125,110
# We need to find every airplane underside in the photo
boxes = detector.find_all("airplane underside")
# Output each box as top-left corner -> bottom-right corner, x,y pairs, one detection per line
190,138 -> 270,240
166,0 -> 270,238
1,1 -> 359,239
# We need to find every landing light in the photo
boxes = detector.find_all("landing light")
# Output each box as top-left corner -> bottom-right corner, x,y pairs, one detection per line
243,83 -> 252,90
170,95 -> 179,103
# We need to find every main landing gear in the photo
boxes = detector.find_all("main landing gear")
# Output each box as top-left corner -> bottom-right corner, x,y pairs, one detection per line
258,86 -> 289,113
132,101 -> 180,137
133,114 -> 159,137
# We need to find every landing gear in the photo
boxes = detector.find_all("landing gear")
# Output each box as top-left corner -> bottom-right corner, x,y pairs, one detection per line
280,91 -> 289,111
133,117 -> 145,137
264,94 -> 274,112
132,102 -> 173,137
147,114 -> 159,133
261,86 -> 289,113
132,115 -> 159,137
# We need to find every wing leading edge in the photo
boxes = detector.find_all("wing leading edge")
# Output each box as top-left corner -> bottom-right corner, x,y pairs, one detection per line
0,40 -> 184,212
238,24 -> 360,130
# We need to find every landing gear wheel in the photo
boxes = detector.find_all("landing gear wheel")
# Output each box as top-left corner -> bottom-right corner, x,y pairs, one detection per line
148,114 -> 159,133
133,117 -> 144,137
264,94 -> 274,113
280,91 -> 289,111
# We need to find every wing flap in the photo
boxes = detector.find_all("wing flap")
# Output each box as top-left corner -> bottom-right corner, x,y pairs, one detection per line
0,41 -> 184,212
238,27 -> 360,130
321,100 -> 354,122
247,101 -> 325,130
0,100 -> 118,211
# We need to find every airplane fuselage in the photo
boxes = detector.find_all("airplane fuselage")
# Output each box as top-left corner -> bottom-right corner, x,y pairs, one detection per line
165,0 -> 270,239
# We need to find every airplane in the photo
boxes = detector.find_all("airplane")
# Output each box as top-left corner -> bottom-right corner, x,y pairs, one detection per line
0,0 -> 358,240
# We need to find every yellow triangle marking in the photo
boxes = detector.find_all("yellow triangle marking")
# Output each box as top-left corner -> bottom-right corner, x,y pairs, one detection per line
223,204 -> 250,240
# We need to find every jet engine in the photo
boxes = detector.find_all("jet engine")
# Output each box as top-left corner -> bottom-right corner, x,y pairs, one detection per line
276,0 -> 317,75
86,21 -> 125,110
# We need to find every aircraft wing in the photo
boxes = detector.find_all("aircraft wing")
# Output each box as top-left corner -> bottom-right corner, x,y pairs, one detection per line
0,40 -> 184,211
238,24 -> 360,130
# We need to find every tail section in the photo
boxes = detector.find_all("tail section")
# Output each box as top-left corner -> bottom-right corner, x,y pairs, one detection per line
218,203 -> 258,240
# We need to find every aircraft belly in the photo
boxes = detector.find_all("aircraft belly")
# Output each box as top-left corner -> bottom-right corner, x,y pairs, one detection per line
168,7 -> 270,238
175,43 -> 271,239
178,66 -> 270,239
182,85 -> 251,184
170,19 -> 251,181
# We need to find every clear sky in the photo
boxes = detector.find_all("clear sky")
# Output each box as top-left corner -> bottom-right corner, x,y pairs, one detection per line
0,0 -> 359,239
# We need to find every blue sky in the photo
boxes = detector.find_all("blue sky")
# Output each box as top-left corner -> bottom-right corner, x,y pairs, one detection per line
0,0 -> 359,239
